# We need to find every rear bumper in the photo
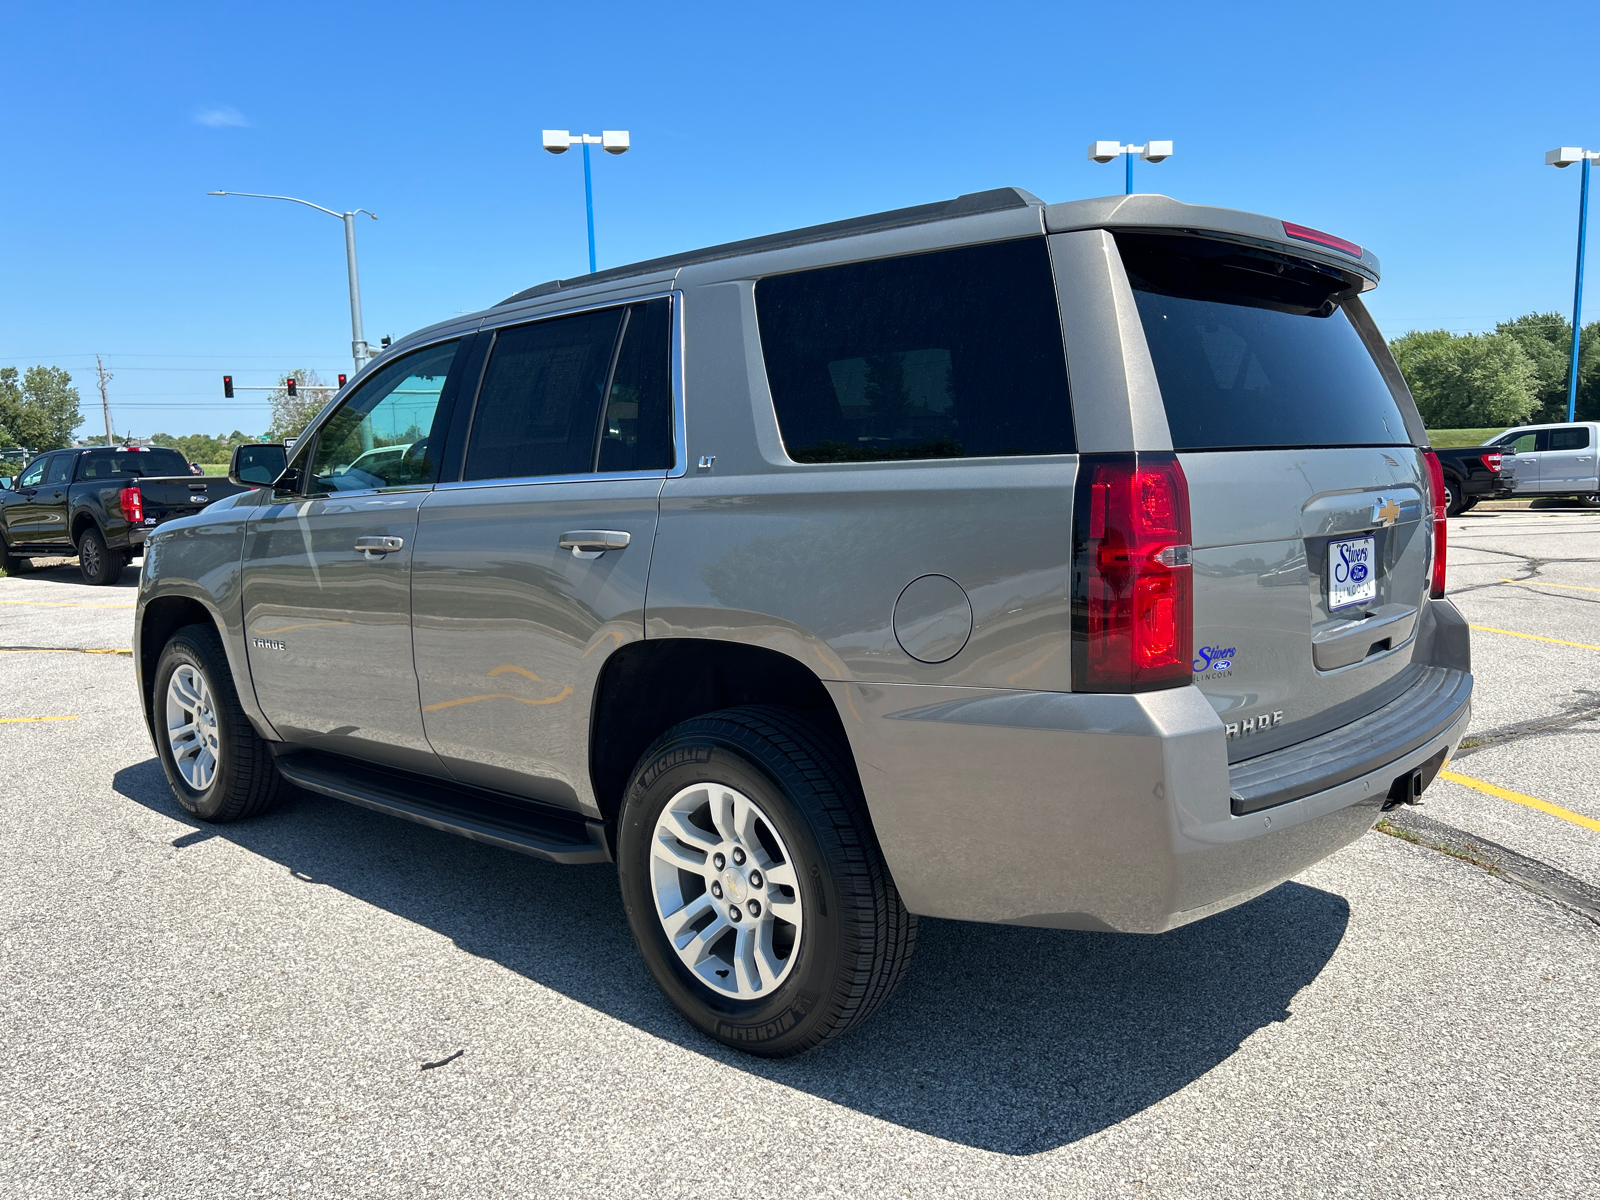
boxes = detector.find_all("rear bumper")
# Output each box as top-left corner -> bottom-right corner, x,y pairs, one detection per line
829,603 -> 1473,935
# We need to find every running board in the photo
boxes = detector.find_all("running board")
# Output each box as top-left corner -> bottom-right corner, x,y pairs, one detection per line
272,750 -> 611,865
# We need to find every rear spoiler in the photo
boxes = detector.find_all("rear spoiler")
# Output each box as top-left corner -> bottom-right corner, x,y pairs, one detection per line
1043,194 -> 1380,291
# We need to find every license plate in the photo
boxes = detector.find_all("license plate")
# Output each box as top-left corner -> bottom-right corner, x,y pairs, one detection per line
1328,536 -> 1376,609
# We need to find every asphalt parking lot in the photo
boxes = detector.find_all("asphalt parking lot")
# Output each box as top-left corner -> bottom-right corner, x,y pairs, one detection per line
1,513 -> 1596,1200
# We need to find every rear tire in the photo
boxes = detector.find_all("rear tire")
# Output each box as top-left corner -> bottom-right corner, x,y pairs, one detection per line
1443,478 -> 1464,517
617,706 -> 916,1057
152,624 -> 287,822
1459,496 -> 1478,513
76,526 -> 120,585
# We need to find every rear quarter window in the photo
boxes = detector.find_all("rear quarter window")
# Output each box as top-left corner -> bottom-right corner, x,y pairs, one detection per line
755,238 -> 1074,463
1117,232 -> 1409,451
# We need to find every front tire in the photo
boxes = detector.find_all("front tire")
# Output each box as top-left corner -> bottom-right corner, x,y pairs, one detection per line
152,624 -> 287,822
617,707 -> 916,1057
77,525 -> 120,585
0,532 -> 26,574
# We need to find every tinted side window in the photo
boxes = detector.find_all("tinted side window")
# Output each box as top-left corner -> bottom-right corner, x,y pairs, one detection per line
1499,432 -> 1539,454
464,308 -> 625,481
17,459 -> 47,489
45,456 -> 72,485
310,340 -> 460,494
755,238 -> 1074,463
1119,232 -> 1409,450
1549,426 -> 1590,451
598,298 -> 675,472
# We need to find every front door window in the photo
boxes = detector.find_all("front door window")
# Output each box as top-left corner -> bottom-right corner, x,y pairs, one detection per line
309,341 -> 460,493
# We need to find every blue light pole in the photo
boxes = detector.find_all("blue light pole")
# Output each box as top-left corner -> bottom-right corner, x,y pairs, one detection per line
1546,147 -> 1598,422
1089,141 -> 1174,193
543,129 -> 631,275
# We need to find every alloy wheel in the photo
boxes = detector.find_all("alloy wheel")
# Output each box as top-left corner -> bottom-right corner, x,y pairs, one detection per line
649,782 -> 804,998
165,663 -> 220,791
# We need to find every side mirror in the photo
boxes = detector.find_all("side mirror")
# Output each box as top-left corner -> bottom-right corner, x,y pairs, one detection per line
229,443 -> 288,487
0,477 -> 10,491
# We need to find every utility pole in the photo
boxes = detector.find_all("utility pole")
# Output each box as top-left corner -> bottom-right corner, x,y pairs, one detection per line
1088,141 -> 1174,193
95,356 -> 115,447
1546,147 -> 1599,422
541,130 -> 631,274
209,192 -> 378,374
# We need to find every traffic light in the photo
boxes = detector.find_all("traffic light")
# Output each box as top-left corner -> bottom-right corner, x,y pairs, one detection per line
223,375 -> 233,399
286,377 -> 297,397
338,374 -> 347,387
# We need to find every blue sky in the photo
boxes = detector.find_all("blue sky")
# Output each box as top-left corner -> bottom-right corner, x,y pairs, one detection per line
2,0 -> 1597,439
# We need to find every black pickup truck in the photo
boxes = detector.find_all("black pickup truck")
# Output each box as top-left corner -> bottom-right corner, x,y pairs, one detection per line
0,446 -> 253,584
1431,442 -> 1510,516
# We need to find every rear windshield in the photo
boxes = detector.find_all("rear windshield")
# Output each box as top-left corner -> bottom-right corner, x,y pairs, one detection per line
1117,232 -> 1409,451
755,238 -> 1074,463
76,449 -> 192,480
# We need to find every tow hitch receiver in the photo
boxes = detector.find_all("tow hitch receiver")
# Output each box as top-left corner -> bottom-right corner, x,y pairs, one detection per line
1383,768 -> 1425,811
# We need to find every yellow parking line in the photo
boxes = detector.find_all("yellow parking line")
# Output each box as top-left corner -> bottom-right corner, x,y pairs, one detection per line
1498,578 -> 1600,594
1468,625 -> 1600,652
0,715 -> 79,723
0,647 -> 133,655
0,599 -> 135,609
1440,770 -> 1600,833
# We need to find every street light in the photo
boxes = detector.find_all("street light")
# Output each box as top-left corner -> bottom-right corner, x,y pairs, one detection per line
208,190 -> 378,374
542,129 -> 630,274
1088,140 -> 1173,195
1546,146 -> 1599,423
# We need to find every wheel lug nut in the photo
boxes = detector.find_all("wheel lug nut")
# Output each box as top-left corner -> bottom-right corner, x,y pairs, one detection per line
728,906 -> 742,922
749,869 -> 763,889
710,881 -> 723,899
747,900 -> 761,917
731,847 -> 746,865
713,852 -> 726,870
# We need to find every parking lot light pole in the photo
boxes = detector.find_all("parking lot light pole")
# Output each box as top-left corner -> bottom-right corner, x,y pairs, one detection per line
208,191 -> 379,374
1088,141 -> 1174,194
542,130 -> 630,274
1546,148 -> 1599,422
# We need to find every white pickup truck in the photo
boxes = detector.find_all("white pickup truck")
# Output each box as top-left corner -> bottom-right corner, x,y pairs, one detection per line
1487,421 -> 1600,502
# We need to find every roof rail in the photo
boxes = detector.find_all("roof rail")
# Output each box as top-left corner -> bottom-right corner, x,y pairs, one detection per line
498,187 -> 1043,306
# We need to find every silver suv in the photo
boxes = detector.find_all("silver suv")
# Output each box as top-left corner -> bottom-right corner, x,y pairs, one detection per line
136,189 -> 1473,1056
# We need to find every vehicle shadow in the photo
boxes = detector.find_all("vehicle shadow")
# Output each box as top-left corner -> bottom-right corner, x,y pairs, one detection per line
114,758 -> 1351,1156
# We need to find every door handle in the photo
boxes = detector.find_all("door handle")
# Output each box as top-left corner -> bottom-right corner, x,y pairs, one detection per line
559,529 -> 630,558
354,535 -> 404,559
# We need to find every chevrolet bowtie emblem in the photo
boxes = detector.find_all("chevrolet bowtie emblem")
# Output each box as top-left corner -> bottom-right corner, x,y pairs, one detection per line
1373,498 -> 1401,527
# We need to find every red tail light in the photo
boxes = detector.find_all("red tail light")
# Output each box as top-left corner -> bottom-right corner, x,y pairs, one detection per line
1423,451 -> 1447,599
119,486 -> 143,524
1282,220 -> 1363,259
1481,451 -> 1503,473
1072,453 -> 1194,692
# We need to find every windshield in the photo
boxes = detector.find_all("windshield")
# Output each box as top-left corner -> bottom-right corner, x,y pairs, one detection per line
1117,232 -> 1410,451
76,448 -> 192,480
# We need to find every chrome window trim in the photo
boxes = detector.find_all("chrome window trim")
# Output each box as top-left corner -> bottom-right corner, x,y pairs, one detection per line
434,468 -> 668,492
468,287 -> 687,481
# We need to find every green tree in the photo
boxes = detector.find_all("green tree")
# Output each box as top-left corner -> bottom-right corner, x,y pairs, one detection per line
268,369 -> 335,441
0,365 -> 83,451
1495,312 -> 1571,423
150,432 -> 239,463
1389,330 -> 1539,428
1577,320 -> 1600,422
